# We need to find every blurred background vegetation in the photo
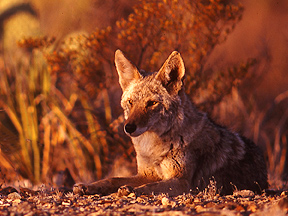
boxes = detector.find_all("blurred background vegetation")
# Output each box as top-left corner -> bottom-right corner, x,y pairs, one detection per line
0,0 -> 287,189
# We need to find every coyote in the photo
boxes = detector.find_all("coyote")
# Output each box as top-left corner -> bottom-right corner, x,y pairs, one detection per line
73,50 -> 268,196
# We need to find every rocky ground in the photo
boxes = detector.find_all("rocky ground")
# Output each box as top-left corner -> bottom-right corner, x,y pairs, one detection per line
0,184 -> 288,215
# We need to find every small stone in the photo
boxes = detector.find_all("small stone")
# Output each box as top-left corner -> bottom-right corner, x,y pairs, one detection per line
161,197 -> 170,206
235,204 -> 245,212
161,197 -> 177,207
278,196 -> 288,209
8,192 -> 21,200
247,204 -> 257,212
128,192 -> 136,198
62,200 -> 71,206
195,205 -> 204,212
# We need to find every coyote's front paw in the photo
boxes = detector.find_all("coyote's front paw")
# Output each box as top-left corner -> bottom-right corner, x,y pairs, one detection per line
73,181 -> 112,195
73,183 -> 88,195
117,185 -> 134,197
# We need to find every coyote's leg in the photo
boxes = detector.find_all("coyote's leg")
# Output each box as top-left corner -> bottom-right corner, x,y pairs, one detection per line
73,175 -> 153,195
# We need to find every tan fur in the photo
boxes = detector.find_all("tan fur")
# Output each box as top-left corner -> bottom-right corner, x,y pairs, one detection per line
73,50 -> 268,196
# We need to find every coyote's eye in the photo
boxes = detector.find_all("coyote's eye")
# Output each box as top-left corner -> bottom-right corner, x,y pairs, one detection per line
128,99 -> 133,106
146,100 -> 158,108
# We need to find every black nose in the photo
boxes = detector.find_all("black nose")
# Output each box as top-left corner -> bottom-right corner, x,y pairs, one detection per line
124,123 -> 137,134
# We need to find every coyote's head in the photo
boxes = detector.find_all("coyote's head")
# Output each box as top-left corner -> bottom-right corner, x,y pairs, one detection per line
115,50 -> 185,137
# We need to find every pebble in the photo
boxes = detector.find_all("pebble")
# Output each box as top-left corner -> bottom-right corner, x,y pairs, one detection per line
8,192 -> 22,200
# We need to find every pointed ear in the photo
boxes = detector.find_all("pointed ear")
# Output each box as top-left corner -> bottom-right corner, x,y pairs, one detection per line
156,51 -> 185,95
115,49 -> 141,91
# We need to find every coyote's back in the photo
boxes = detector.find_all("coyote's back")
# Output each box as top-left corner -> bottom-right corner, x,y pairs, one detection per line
73,50 -> 268,196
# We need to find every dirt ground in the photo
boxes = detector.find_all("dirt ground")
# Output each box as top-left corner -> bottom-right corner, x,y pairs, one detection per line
0,185 -> 288,216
